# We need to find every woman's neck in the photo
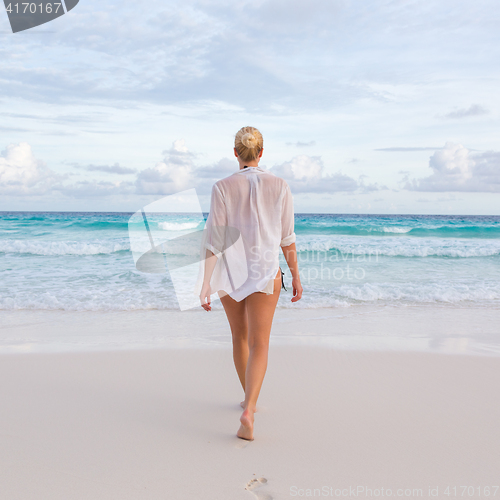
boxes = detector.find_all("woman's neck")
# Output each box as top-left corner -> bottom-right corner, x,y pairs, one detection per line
238,160 -> 260,170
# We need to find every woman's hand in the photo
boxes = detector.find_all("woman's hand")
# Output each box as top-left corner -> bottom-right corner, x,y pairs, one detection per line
291,277 -> 303,302
200,282 -> 212,311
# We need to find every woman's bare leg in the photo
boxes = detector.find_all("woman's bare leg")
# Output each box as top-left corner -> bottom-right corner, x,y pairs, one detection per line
237,272 -> 281,440
220,293 -> 249,392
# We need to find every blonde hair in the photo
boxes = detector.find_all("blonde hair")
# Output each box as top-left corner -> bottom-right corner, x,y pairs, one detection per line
234,126 -> 263,162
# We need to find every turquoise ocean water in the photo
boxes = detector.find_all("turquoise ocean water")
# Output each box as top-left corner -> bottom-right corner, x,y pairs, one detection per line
1,212 -> 499,312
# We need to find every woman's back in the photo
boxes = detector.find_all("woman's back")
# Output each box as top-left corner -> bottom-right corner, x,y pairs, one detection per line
217,165 -> 288,240
206,165 -> 295,301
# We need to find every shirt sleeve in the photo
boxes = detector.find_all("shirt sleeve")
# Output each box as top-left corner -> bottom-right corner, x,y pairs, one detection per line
204,183 -> 227,258
280,183 -> 296,247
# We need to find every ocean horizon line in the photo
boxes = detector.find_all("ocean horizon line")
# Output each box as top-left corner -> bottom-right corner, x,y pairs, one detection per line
1,210 -> 500,217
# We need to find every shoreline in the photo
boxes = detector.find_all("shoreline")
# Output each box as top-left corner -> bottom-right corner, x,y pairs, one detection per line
1,304 -> 499,356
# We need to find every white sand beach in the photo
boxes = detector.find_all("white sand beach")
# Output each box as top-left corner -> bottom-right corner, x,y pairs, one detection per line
1,340 -> 499,499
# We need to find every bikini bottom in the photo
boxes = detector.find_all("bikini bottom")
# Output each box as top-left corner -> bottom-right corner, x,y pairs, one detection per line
259,267 -> 287,295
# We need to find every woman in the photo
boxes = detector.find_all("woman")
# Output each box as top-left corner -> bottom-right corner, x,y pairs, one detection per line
199,126 -> 303,441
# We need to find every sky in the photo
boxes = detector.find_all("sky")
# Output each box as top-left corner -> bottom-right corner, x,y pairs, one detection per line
0,0 -> 499,214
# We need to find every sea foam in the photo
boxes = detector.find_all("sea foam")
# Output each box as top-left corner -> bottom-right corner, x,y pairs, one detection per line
296,236 -> 500,258
0,239 -> 130,256
158,221 -> 201,231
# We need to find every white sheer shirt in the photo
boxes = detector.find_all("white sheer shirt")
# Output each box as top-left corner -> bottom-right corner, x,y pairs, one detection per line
200,165 -> 296,302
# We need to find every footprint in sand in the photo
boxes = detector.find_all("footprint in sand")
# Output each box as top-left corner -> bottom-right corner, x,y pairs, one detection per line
245,477 -> 273,500
235,439 -> 249,449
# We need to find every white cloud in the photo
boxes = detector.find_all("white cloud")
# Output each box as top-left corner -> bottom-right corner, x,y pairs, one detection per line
404,142 -> 500,192
135,140 -> 197,195
270,154 -> 378,193
0,142 -> 134,198
135,140 -> 237,195
0,142 -> 64,195
194,158 -> 235,180
80,163 -> 137,175
442,104 -> 488,119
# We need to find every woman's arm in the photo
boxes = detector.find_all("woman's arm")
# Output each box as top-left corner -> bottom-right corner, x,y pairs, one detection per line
200,183 -> 226,311
200,249 -> 217,311
280,183 -> 302,302
281,242 -> 302,302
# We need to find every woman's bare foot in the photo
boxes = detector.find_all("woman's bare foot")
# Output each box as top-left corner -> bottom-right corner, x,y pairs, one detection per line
237,408 -> 254,441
